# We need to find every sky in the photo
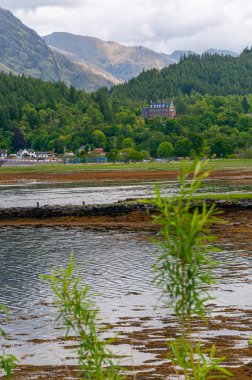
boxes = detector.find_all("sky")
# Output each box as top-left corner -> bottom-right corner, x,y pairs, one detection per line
2,0 -> 252,54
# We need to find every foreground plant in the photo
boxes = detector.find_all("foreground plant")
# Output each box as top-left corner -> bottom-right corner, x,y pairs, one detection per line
0,305 -> 19,380
151,160 -> 232,379
42,254 -> 122,380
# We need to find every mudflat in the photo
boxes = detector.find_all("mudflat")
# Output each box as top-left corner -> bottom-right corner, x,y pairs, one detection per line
0,168 -> 252,185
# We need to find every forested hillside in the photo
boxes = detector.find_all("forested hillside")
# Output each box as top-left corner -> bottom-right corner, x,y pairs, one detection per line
0,73 -> 109,153
0,70 -> 252,159
112,48 -> 252,102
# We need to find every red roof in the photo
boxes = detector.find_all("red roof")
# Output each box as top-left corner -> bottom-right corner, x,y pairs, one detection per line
94,148 -> 104,153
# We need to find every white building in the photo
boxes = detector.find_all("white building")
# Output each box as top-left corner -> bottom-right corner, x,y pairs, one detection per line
17,149 -> 37,159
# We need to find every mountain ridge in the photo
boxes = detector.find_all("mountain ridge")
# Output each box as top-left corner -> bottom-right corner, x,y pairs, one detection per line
0,7 -> 118,91
43,32 -> 176,82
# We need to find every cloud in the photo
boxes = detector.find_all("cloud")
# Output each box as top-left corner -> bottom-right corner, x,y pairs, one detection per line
1,1 -> 83,10
6,0 -> 252,54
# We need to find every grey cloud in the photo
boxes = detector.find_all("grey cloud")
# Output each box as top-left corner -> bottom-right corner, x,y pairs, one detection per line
5,0 -> 252,54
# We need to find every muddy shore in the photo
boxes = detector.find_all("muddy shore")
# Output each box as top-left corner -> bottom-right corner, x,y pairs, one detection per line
1,169 -> 252,185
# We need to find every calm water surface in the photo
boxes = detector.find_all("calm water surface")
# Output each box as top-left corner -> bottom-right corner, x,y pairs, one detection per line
0,179 -> 251,208
0,227 -> 251,366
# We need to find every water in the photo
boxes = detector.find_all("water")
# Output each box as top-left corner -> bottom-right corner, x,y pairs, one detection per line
0,228 -> 158,310
0,228 -> 161,365
0,227 -> 251,366
0,182 -> 164,208
0,179 -> 251,208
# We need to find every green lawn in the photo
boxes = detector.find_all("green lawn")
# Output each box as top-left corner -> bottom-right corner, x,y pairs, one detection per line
1,159 -> 252,174
193,192 -> 252,202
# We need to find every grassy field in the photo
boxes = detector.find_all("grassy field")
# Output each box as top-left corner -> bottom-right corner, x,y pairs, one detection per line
1,159 -> 252,174
193,192 -> 252,202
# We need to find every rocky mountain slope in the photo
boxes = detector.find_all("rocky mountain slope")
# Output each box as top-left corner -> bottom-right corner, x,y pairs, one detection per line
44,32 -> 176,82
0,7 -> 60,81
0,7 -> 119,91
44,33 -> 238,82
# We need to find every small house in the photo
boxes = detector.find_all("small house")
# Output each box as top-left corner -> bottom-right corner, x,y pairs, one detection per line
93,148 -> 105,156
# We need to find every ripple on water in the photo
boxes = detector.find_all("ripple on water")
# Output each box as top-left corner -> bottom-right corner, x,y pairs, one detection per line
0,179 -> 252,208
0,227 -> 251,366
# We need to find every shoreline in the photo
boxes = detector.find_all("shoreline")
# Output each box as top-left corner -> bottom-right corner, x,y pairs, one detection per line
0,199 -> 252,228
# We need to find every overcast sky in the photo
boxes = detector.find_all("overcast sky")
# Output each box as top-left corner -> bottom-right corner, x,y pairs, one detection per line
2,0 -> 252,54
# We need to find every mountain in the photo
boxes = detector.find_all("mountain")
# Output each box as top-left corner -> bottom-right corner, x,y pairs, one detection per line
169,50 -> 195,62
111,48 -> 252,101
50,50 -> 121,92
204,48 -> 238,57
0,7 -> 60,81
169,49 -> 238,63
0,7 -> 241,93
0,7 -> 118,91
43,32 -> 176,82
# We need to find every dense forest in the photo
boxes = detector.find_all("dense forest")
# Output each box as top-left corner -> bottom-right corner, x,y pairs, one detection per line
1,49 -> 252,159
112,48 -> 252,102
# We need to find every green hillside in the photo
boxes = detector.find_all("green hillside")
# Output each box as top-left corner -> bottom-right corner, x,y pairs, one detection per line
112,48 -> 252,102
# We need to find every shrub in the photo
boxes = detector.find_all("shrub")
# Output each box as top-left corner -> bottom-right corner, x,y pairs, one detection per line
151,161 -> 232,379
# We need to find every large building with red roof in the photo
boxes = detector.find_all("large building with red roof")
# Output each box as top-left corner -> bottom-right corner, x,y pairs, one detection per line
141,99 -> 176,119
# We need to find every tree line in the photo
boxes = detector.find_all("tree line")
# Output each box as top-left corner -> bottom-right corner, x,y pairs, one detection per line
0,64 -> 252,159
